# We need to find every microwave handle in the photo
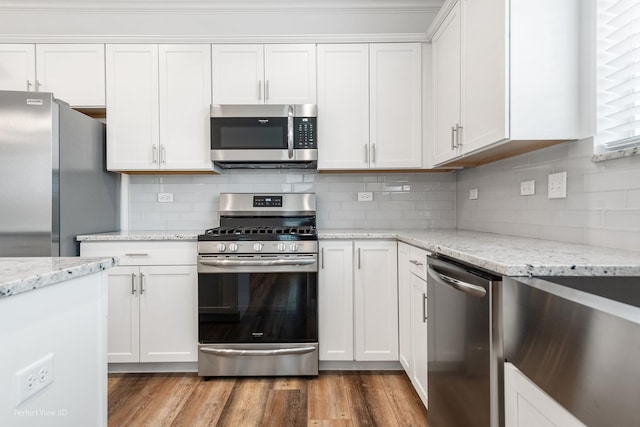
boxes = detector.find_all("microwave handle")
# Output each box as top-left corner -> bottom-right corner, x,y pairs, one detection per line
287,105 -> 294,159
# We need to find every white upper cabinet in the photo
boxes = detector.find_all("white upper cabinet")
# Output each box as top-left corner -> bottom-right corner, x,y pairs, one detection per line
429,0 -> 581,167
317,43 -> 422,170
0,44 -> 36,92
0,44 -> 105,107
369,43 -> 422,169
158,44 -> 212,170
106,44 -> 212,172
317,44 -> 370,170
212,44 -> 316,105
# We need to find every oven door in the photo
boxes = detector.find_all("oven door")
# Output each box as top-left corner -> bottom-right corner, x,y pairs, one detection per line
197,253 -> 318,376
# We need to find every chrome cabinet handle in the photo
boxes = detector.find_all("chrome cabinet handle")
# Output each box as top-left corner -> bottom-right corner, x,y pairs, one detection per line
372,144 -> 376,163
321,248 -> 325,269
451,126 -> 456,149
428,266 -> 486,298
131,273 -> 137,295
364,144 -> 369,163
124,253 -> 148,257
265,80 -> 269,101
200,346 -> 316,356
357,248 -> 361,269
152,145 -> 158,164
287,105 -> 294,159
160,145 -> 166,164
35,80 -> 41,91
27,80 -> 33,91
409,259 -> 424,266
456,124 -> 463,147
140,272 -> 145,295
422,292 -> 427,322
258,80 -> 262,100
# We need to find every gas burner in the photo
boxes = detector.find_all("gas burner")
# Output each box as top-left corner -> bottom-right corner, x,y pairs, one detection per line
199,225 -> 317,241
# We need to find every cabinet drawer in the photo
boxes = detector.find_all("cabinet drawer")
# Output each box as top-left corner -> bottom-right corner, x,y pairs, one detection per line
408,246 -> 429,280
80,241 -> 197,266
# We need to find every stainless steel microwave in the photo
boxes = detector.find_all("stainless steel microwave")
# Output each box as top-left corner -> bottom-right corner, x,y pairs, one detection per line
210,104 -> 317,169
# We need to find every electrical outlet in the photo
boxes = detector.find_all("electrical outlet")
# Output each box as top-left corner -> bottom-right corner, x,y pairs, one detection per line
357,191 -> 373,202
520,180 -> 535,196
157,192 -> 173,203
469,188 -> 479,200
16,353 -> 54,406
548,172 -> 567,199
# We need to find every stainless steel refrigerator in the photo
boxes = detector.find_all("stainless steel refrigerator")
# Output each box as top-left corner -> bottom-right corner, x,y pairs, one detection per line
0,90 -> 120,256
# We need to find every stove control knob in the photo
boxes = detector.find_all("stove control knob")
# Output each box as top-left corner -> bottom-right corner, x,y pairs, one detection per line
229,243 -> 238,252
277,243 -> 287,252
290,243 -> 299,252
253,242 -> 264,252
216,243 -> 226,252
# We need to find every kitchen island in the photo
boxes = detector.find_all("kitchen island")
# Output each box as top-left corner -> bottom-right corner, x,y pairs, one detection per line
0,257 -> 117,427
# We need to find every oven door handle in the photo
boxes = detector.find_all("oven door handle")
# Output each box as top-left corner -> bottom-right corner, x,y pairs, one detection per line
200,346 -> 317,356
199,258 -> 316,267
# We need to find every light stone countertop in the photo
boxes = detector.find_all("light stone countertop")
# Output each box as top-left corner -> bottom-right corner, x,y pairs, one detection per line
77,230 -> 200,241
0,257 -> 118,299
77,229 -> 640,277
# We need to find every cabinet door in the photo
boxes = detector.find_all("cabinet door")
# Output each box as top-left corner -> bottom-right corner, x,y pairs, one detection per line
318,241 -> 354,361
264,44 -> 316,104
159,44 -> 212,171
317,44 -> 370,170
370,43 -> 422,169
106,44 -> 159,171
397,243 -> 412,372
410,273 -> 428,407
211,44 -> 264,104
461,0 -> 508,153
0,44 -> 35,91
354,240 -> 398,361
432,2 -> 462,165
36,44 -> 106,107
139,265 -> 198,363
106,266 -> 140,363
504,363 -> 586,427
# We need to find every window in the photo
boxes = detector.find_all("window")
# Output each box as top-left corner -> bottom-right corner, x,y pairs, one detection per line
596,0 -> 640,154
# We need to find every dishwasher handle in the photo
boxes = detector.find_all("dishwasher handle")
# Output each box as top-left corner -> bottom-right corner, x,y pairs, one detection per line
428,265 -> 487,298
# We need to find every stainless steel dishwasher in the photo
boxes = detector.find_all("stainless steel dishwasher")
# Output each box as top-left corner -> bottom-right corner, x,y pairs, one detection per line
427,256 -> 503,427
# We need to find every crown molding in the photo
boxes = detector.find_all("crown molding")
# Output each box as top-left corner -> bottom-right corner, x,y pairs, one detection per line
0,32 -> 430,44
0,0 -> 445,14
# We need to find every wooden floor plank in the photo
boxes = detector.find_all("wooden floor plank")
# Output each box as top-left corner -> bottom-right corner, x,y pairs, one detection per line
215,378 -> 272,426
379,372 -> 429,427
307,372 -> 351,422
108,371 -> 427,427
170,376 -> 236,427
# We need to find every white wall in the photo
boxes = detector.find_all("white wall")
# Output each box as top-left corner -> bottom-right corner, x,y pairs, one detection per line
0,273 -> 108,427
456,138 -> 640,251
128,171 -> 456,231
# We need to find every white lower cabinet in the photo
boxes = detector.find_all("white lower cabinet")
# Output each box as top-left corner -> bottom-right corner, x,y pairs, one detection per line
504,362 -> 586,427
398,242 -> 429,408
318,240 -> 398,362
80,241 -> 198,364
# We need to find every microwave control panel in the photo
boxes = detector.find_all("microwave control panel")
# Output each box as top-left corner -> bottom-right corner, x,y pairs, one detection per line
294,117 -> 317,149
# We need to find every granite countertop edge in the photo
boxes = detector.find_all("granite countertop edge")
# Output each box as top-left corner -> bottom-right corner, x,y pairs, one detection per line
0,257 -> 119,300
77,229 -> 640,277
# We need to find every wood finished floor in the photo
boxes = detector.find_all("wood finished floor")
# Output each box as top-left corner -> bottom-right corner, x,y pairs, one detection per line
108,371 -> 429,426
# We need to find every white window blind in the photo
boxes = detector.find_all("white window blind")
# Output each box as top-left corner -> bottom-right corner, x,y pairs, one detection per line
596,0 -> 640,152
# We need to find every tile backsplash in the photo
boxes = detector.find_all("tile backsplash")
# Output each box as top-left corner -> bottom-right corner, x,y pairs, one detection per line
128,171 -> 456,231
456,138 -> 640,251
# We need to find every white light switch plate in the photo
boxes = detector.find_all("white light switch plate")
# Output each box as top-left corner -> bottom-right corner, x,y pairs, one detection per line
548,172 -> 567,199
469,188 -> 479,200
357,192 -> 373,202
520,180 -> 535,196
158,192 -> 174,203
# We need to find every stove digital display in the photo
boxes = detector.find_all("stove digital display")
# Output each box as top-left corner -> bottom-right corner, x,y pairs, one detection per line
253,195 -> 283,208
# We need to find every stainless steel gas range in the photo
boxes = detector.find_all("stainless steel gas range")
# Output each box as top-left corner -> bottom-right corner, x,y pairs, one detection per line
197,193 -> 318,377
